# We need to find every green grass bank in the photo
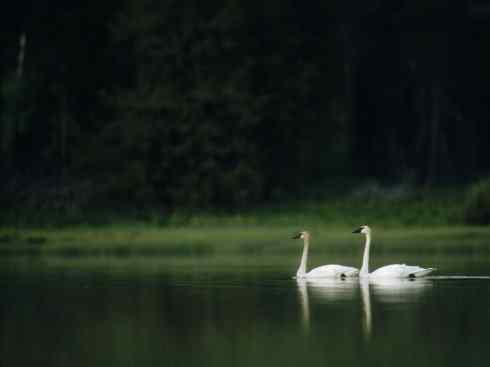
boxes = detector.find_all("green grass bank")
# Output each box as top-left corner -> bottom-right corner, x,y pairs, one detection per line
1,184 -> 489,256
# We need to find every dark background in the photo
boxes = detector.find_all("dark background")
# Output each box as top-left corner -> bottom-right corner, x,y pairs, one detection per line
2,0 -> 490,210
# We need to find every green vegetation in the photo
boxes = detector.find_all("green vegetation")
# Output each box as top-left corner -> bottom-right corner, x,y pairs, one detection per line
465,178 -> 490,224
0,184 -> 466,227
1,184 -> 489,257
2,2 -> 490,211
1,223 -> 490,258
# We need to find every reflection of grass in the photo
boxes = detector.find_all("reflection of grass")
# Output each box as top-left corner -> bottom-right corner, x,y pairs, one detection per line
1,225 -> 490,257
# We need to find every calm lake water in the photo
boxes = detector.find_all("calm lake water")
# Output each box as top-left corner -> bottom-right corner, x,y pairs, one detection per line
1,247 -> 490,367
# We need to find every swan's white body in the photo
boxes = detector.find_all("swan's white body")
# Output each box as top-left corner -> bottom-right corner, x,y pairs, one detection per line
369,264 -> 434,278
299,264 -> 359,279
294,231 -> 359,279
354,225 -> 435,279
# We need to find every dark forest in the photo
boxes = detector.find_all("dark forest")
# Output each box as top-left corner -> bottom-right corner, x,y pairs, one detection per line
2,0 -> 490,213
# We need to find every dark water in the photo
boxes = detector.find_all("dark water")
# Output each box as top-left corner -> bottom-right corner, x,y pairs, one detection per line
1,253 -> 490,367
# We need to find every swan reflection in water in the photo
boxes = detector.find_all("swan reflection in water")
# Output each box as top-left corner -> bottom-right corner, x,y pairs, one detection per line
296,279 -> 310,333
369,277 -> 433,303
296,278 -> 433,339
360,279 -> 371,339
296,278 -> 359,334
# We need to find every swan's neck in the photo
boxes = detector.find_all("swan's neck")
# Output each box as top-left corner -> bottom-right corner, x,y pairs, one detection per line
297,238 -> 309,277
360,232 -> 371,277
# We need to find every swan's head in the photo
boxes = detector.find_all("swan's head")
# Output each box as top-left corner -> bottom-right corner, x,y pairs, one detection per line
292,231 -> 310,240
352,225 -> 371,235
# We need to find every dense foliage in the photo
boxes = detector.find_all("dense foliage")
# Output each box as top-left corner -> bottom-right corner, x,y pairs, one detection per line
2,0 -> 490,210
465,178 -> 490,225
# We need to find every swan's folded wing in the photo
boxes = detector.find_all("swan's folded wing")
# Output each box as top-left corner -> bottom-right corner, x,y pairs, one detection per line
307,265 -> 359,278
371,264 -> 435,278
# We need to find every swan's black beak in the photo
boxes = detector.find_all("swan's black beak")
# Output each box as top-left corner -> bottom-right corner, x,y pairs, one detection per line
292,233 -> 302,239
352,227 -> 362,234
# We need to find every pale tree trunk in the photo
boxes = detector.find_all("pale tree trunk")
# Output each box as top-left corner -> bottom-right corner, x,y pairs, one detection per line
340,24 -> 356,129
16,33 -> 26,80
425,83 -> 450,186
426,84 -> 440,186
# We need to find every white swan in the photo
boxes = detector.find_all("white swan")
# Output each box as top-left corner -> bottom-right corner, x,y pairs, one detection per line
352,225 -> 436,278
292,231 -> 359,279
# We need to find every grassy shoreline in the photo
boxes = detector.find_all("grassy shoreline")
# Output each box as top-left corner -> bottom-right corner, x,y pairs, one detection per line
2,185 -> 489,256
1,224 -> 489,256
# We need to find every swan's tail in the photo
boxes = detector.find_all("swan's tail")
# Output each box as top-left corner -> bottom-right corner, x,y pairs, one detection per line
411,268 -> 436,278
